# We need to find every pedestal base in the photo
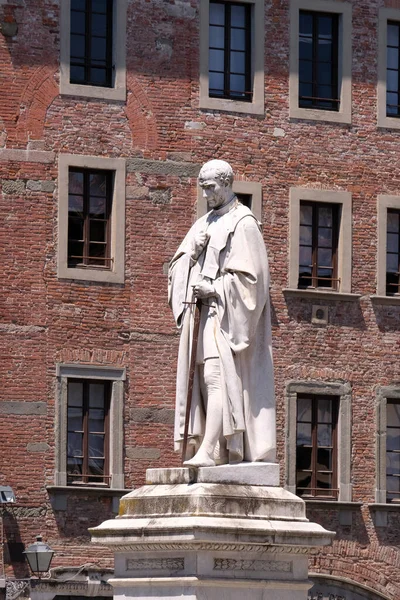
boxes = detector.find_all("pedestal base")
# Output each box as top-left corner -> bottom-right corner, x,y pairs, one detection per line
91,465 -> 335,600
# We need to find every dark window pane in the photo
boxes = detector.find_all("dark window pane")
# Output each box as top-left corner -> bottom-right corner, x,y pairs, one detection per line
388,402 -> 400,426
299,82 -> 313,103
90,220 -> 107,242
89,196 -> 106,217
70,34 -> 85,58
300,204 -> 313,225
318,248 -> 332,268
231,28 -> 246,51
93,0 -> 108,13
297,446 -> 312,470
317,62 -> 332,86
387,475 -> 400,501
68,432 -> 83,456
387,452 -> 400,475
388,211 -> 400,232
296,471 -> 312,492
89,434 -> 105,458
68,407 -> 83,432
70,66 -> 85,83
388,47 -> 399,70
316,472 -> 332,492
68,195 -> 84,215
88,458 -> 105,476
210,2 -> 225,26
387,232 -> 399,253
92,13 -> 107,36
68,382 -> 83,406
299,12 -> 313,35
89,409 -> 105,433
299,245 -> 312,267
317,398 -> 332,423
317,448 -> 332,470
230,51 -> 245,74
387,253 -> 399,272
231,4 -> 245,27
318,16 -> 333,38
90,68 -> 107,85
209,49 -> 225,72
387,92 -> 399,114
387,69 -> 399,92
300,225 -> 312,245
210,25 -> 225,49
68,241 -> 84,265
318,206 -> 333,227
299,60 -> 312,83
209,71 -> 224,93
230,74 -> 246,94
90,172 -> 107,196
318,227 -> 333,247
297,422 -> 312,445
71,0 -> 85,11
317,423 -> 332,447
388,23 -> 399,47
71,10 -> 85,34
91,37 -> 107,62
298,396 -> 312,422
89,243 -> 106,260
318,38 -> 332,62
299,39 -> 313,61
69,219 -> 84,241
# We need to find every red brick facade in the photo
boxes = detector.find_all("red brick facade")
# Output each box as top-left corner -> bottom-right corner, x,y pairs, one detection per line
1,1 -> 400,599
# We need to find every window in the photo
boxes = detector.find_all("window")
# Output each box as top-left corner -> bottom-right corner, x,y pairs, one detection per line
56,364 -> 125,489
386,399 -> 400,503
298,201 -> 339,291
199,0 -> 264,115
378,9 -> 400,129
68,169 -> 113,270
197,180 -> 262,220
70,0 -> 114,88
299,11 -> 339,112
288,188 -> 352,295
296,394 -> 339,499
376,195 -> 400,298
209,2 -> 252,102
60,0 -> 127,101
289,0 -> 352,124
286,381 -> 352,502
67,379 -> 110,485
58,154 -> 125,284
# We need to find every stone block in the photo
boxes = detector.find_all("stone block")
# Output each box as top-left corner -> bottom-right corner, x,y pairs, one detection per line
149,188 -> 171,205
198,462 -> 280,486
0,401 -> 47,415
1,179 -> 25,194
26,442 -> 50,453
126,447 -> 161,460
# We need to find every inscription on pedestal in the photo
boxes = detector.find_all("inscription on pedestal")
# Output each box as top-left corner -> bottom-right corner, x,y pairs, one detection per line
126,558 -> 184,571
213,558 -> 292,572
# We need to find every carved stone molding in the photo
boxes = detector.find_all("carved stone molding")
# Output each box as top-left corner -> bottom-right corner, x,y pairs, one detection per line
213,558 -> 292,573
126,558 -> 184,571
111,542 -> 312,554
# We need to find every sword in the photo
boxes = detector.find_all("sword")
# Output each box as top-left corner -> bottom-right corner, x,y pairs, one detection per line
181,299 -> 201,463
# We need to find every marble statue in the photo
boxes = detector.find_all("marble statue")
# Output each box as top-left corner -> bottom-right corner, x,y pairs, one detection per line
168,159 -> 275,467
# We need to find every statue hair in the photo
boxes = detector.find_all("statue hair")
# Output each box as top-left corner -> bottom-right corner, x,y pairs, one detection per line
198,159 -> 234,187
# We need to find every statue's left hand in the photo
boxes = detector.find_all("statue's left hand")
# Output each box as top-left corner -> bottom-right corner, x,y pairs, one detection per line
192,280 -> 216,299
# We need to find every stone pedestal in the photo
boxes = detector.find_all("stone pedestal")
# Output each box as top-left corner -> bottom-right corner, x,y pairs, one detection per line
90,465 -> 335,600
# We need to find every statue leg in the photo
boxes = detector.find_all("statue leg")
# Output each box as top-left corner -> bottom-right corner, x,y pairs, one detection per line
183,358 -> 222,467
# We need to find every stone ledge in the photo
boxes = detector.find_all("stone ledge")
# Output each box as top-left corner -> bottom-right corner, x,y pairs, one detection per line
283,288 -> 362,301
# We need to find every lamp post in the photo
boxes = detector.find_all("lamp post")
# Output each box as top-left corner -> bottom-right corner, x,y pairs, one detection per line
23,536 -> 54,579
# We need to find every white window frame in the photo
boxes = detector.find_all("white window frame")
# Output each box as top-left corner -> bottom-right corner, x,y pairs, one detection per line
286,380 -> 352,502
60,0 -> 127,101
288,187 -> 352,294
375,385 -> 400,503
58,154 -> 126,284
199,0 -> 265,115
378,8 -> 400,130
55,363 -> 125,489
289,0 -> 352,124
197,180 -> 262,220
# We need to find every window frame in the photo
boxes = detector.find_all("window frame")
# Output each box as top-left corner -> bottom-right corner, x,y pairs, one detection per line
67,378 -> 111,486
60,0 -> 127,101
296,393 -> 339,500
376,386 -> 400,503
56,364 -> 125,489
378,8 -> 400,129
197,180 -> 262,220
199,0 -> 265,115
376,195 -> 400,298
289,0 -> 352,124
286,380 -> 352,502
289,188 -> 352,294
58,154 -> 126,284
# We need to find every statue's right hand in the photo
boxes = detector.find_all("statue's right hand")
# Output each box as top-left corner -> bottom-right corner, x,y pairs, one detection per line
190,231 -> 210,260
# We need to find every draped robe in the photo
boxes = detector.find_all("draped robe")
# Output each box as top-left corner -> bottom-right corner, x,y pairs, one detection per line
168,199 -> 276,463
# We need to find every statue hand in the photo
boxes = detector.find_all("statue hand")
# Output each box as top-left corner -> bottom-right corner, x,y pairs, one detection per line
191,231 -> 209,260
192,280 -> 216,299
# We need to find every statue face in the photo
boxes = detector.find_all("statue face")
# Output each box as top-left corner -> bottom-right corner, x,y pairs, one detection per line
199,175 -> 230,209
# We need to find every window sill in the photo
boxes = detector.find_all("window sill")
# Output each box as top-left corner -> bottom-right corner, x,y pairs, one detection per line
60,81 -> 126,102
283,288 -> 361,301
304,500 -> 362,508
370,294 -> 400,305
369,502 -> 400,511
46,485 -> 131,496
289,106 -> 351,124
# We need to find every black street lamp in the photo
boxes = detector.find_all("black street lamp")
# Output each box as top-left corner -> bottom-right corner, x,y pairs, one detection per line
23,536 -> 54,579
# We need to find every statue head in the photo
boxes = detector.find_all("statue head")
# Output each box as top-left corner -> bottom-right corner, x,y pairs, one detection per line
198,159 -> 234,209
